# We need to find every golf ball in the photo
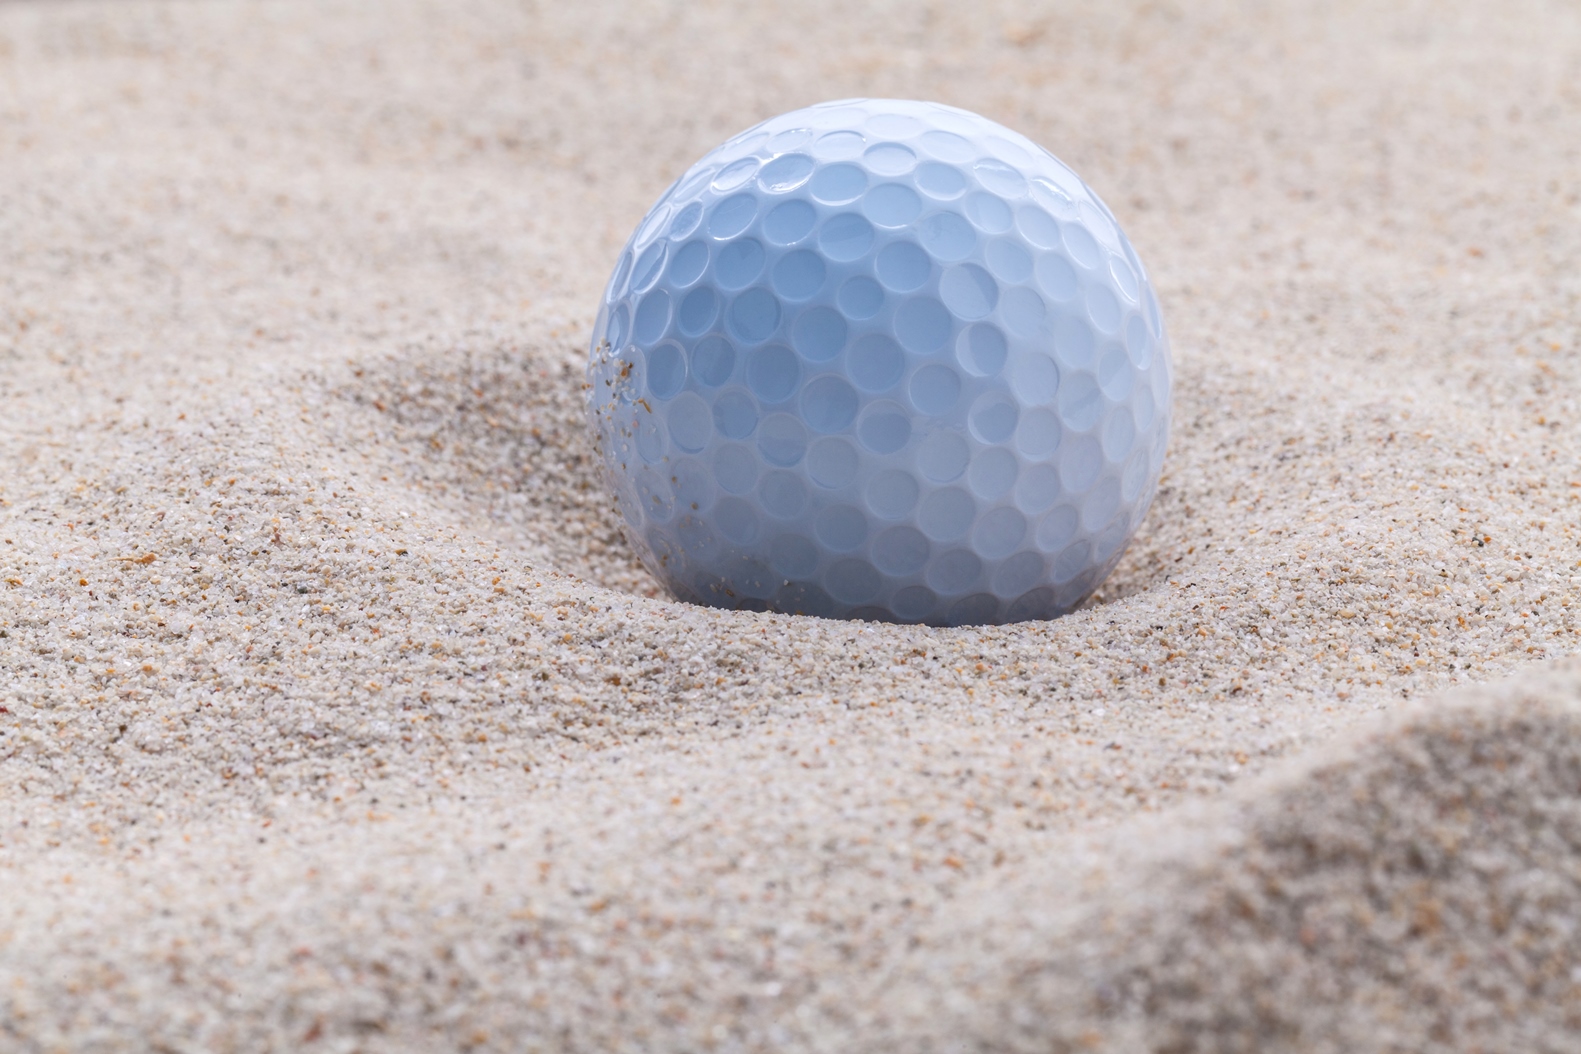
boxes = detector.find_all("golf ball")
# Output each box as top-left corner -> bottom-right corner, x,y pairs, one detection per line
586,98 -> 1171,626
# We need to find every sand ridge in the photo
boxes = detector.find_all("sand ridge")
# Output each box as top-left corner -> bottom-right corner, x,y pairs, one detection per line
880,660 -> 1581,1051
1,0 -> 1579,1049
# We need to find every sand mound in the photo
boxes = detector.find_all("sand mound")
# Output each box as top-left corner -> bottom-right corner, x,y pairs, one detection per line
342,343 -> 659,598
880,660 -> 1581,1052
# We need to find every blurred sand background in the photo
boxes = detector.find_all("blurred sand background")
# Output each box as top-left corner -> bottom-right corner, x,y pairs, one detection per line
1,0 -> 1579,1050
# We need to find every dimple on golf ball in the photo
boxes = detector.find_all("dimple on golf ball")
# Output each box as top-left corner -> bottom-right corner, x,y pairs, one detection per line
586,98 -> 1171,626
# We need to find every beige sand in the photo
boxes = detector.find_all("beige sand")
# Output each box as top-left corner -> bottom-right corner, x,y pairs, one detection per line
1,0 -> 1578,1049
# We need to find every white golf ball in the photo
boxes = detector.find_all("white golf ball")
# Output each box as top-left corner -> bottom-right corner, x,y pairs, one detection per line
586,98 -> 1171,626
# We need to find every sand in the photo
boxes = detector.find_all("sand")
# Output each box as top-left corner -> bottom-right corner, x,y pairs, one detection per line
0,0 -> 1578,1049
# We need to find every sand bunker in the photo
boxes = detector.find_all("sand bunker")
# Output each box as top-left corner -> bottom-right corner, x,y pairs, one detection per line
1,0 -> 1578,1050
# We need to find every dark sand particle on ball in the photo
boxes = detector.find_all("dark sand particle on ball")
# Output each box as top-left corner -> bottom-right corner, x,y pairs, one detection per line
0,1 -> 1578,1051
